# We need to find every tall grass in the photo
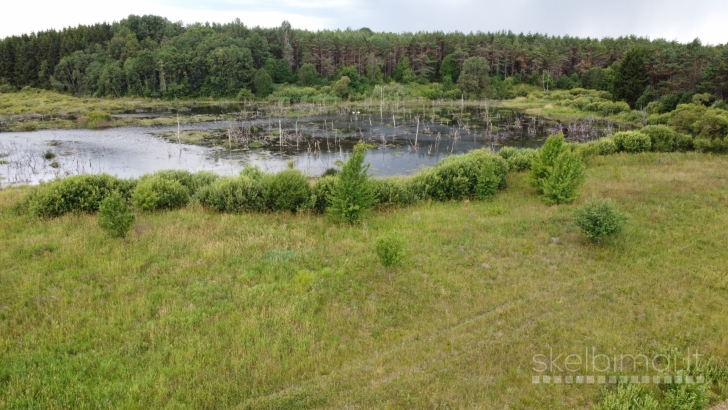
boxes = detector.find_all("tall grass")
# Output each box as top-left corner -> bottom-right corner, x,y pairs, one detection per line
1,153 -> 727,408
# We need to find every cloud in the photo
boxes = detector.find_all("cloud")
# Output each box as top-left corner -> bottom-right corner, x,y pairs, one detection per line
1,0 -> 726,44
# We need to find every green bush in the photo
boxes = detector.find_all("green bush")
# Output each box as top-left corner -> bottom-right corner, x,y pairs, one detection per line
532,134 -> 585,203
375,234 -> 406,267
25,174 -> 133,218
539,149 -> 586,204
574,141 -> 601,159
506,148 -> 538,172
139,170 -> 218,197
660,373 -> 710,410
412,149 -> 508,201
263,169 -> 311,212
240,165 -> 265,181
308,175 -> 338,213
372,178 -> 417,207
98,192 -> 135,238
694,136 -> 728,153
86,111 -> 112,124
329,142 -> 376,223
321,168 -> 340,177
612,131 -> 652,153
595,137 -> 618,155
531,134 -> 566,188
595,384 -> 659,410
638,125 -> 679,152
694,138 -> 713,152
675,133 -> 695,151
197,176 -> 265,212
497,146 -> 517,160
132,176 -> 190,211
0,84 -> 16,94
573,197 -> 626,242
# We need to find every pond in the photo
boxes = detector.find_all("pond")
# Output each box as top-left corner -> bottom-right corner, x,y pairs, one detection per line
0,105 -> 612,187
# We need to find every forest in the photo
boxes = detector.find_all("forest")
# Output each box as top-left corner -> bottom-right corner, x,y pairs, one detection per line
0,15 -> 727,109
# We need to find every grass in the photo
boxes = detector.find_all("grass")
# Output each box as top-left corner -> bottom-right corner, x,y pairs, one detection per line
1,153 -> 727,408
0,88 -> 238,132
500,95 -> 638,126
0,86 -> 647,134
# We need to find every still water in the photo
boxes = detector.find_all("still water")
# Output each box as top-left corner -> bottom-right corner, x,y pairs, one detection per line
0,107 -> 604,186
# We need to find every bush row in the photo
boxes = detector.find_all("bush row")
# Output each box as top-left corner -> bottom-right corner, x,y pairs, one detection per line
22,149 -> 511,218
21,122 -> 725,219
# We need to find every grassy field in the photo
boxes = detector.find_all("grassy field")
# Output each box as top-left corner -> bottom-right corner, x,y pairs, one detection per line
1,153 -> 728,408
0,86 -> 641,134
0,88 -> 237,132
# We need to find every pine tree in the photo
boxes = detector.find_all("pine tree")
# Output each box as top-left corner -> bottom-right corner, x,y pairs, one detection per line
614,48 -> 649,108
329,142 -> 376,223
394,57 -> 415,84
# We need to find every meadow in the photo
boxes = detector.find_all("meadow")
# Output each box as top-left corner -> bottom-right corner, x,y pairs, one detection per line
1,152 -> 727,408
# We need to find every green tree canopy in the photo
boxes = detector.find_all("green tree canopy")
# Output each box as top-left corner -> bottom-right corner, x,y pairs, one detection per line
297,63 -> 319,86
457,56 -> 490,95
253,68 -> 273,98
394,57 -> 416,84
439,54 -> 460,83
614,48 -> 649,108
247,33 -> 270,69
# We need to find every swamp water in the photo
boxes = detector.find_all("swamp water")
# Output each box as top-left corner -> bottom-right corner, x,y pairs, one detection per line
0,106 -> 613,186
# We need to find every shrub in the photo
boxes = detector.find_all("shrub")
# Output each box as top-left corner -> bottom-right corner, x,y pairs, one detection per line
321,168 -> 340,177
573,197 -> 626,242
372,178 -> 417,207
375,234 -> 406,267
574,141 -> 601,159
412,149 -> 508,201
595,137 -> 618,155
531,133 -> 585,203
308,175 -> 338,213
26,174 -> 133,218
197,176 -> 265,212
236,88 -> 254,101
329,142 -> 376,223
531,134 -> 566,189
639,125 -> 678,152
693,138 -> 713,152
539,149 -> 586,204
595,384 -> 659,410
139,170 -> 218,197
675,133 -> 694,151
497,146 -> 517,160
240,165 -> 265,181
0,84 -> 16,94
506,148 -> 538,171
132,176 -> 189,211
86,111 -> 112,125
262,169 -> 311,212
612,131 -> 652,153
98,192 -> 135,238
660,374 -> 710,410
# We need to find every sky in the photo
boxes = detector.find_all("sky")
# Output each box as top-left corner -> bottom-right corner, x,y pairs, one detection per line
1,0 -> 727,44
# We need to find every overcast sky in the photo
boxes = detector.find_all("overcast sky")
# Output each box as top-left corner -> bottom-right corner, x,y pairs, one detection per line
2,0 -> 727,44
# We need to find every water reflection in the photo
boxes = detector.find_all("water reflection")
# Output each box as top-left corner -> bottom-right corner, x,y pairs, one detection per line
0,107 -> 611,186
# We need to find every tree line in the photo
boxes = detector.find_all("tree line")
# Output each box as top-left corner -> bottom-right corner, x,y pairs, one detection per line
1,14 -> 727,107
